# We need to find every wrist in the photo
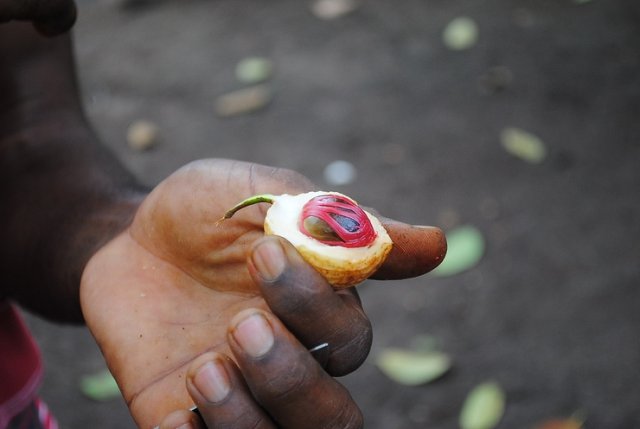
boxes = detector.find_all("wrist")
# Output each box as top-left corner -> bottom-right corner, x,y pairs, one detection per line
0,111 -> 149,323
5,188 -> 147,323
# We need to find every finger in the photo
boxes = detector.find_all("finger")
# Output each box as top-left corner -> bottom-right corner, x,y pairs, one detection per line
372,219 -> 447,280
185,352 -> 276,429
227,309 -> 364,429
0,0 -> 77,36
247,236 -> 372,376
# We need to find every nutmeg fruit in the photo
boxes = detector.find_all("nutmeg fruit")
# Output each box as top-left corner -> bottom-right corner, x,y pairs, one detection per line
221,191 -> 393,288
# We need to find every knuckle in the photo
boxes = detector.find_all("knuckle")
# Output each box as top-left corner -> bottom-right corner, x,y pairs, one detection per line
259,360 -> 315,403
220,414 -> 271,429
326,401 -> 364,429
261,166 -> 315,193
328,318 -> 373,376
273,271 -> 324,314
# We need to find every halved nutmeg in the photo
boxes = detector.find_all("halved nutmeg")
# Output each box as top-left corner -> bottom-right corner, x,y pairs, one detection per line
220,191 -> 393,288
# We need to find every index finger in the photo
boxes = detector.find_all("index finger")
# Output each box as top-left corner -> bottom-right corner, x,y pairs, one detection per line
372,219 -> 447,280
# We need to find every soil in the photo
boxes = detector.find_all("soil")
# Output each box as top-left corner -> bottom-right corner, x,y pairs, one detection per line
23,0 -> 640,427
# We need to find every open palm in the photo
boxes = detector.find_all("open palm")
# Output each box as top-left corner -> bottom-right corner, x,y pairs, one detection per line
80,159 -> 446,428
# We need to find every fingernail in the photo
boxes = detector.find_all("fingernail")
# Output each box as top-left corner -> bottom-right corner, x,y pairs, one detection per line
192,360 -> 230,403
176,424 -> 194,429
251,239 -> 286,282
232,313 -> 274,357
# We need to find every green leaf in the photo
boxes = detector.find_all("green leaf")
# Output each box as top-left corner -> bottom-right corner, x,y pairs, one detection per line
442,17 -> 479,51
80,369 -> 121,401
235,57 -> 273,84
432,225 -> 485,277
459,382 -> 506,429
500,127 -> 547,164
376,348 -> 451,386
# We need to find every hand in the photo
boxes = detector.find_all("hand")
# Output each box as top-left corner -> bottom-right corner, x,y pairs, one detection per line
0,0 -> 76,36
80,159 -> 446,428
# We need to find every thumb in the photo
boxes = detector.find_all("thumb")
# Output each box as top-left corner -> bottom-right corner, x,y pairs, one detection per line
372,219 -> 446,280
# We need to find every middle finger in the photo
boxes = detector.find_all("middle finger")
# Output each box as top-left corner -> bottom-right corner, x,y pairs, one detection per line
227,308 -> 364,429
247,236 -> 373,376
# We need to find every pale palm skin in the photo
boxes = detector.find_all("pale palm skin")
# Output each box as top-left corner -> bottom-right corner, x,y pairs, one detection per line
80,159 -> 446,428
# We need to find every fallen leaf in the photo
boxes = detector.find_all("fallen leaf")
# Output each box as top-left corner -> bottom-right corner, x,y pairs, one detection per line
80,369 -> 120,401
432,225 -> 485,277
235,57 -> 273,84
376,348 -> 451,386
443,16 -> 479,51
500,127 -> 547,164
459,382 -> 506,429
311,0 -> 360,20
214,84 -> 272,117
533,415 -> 585,429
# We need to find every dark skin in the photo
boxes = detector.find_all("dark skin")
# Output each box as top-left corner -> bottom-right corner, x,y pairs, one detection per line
1,4 -> 447,429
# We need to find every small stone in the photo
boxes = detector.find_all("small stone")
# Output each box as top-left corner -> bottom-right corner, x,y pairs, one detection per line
323,160 -> 357,186
214,85 -> 272,117
127,120 -> 158,151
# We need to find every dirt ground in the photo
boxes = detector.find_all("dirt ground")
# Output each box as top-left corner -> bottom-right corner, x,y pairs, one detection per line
22,0 -> 640,428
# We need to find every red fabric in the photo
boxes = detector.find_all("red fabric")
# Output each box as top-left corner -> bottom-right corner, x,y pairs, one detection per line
0,302 -> 43,429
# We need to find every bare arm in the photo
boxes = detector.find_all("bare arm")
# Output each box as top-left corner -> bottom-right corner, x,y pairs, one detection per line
0,23 -> 146,322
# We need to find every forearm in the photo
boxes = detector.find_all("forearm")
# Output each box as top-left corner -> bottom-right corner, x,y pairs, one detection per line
0,24 -> 147,322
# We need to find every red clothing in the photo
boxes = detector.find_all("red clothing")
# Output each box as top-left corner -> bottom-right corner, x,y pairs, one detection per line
0,303 -> 43,429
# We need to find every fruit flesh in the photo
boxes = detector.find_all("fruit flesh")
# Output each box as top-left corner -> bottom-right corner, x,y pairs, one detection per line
263,192 -> 392,288
221,191 -> 393,288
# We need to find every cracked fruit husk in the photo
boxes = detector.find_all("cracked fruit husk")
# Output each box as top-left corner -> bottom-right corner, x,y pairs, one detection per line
221,191 -> 393,288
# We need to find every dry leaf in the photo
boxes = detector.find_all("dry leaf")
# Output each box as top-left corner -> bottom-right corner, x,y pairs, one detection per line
311,0 -> 360,20
534,417 -> 583,429
215,85 -> 272,117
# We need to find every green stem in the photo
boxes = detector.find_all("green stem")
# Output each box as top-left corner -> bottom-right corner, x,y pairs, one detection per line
221,194 -> 276,220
